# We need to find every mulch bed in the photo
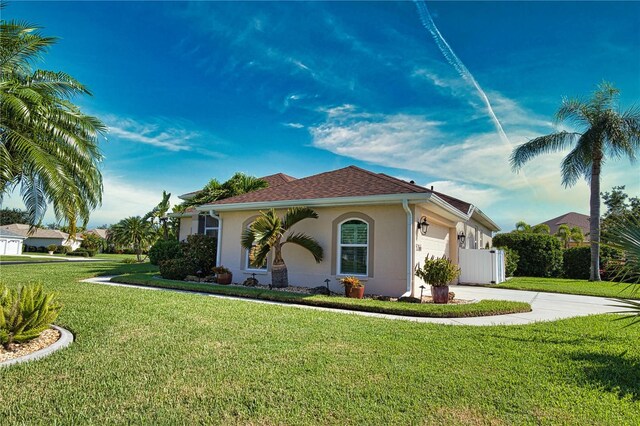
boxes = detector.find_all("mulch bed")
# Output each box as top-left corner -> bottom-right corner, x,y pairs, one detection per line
0,328 -> 61,363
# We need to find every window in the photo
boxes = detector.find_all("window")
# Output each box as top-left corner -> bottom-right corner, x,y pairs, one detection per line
245,244 -> 267,271
198,215 -> 219,238
338,219 -> 368,276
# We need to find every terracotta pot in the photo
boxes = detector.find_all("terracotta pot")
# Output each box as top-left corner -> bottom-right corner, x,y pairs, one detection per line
431,285 -> 449,304
216,273 -> 232,285
346,285 -> 365,299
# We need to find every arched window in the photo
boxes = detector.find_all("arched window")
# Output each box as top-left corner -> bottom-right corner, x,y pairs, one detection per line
338,219 -> 368,276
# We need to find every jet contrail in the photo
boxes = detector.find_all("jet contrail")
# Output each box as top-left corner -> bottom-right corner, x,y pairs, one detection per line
413,0 -> 512,149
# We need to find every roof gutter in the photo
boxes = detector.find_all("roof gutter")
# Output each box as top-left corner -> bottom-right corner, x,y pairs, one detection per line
208,210 -> 222,266
401,199 -> 414,298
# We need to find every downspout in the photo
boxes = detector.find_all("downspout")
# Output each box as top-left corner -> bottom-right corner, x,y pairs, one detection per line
401,199 -> 413,298
208,210 -> 222,266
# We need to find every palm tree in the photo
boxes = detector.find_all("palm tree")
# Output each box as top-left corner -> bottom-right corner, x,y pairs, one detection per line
241,207 -> 323,288
511,82 -> 640,281
0,17 -> 106,235
144,190 -> 171,239
108,217 -> 156,262
514,221 -> 550,234
184,173 -> 269,208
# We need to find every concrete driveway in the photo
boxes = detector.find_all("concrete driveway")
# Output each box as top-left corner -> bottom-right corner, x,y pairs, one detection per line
82,276 -> 633,326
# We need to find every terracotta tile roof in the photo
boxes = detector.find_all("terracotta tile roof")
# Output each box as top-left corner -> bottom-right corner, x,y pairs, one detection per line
179,173 -> 297,200
539,212 -> 591,237
208,166 -> 442,206
0,224 -> 70,239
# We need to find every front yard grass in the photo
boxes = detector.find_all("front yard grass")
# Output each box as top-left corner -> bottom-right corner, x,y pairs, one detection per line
492,277 -> 639,299
114,273 -> 531,318
1,261 -> 638,424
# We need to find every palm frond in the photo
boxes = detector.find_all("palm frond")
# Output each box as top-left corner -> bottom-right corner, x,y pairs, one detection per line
602,214 -> 640,285
284,232 -> 324,263
609,298 -> 640,327
510,132 -> 580,171
282,206 -> 319,230
560,136 -> 593,187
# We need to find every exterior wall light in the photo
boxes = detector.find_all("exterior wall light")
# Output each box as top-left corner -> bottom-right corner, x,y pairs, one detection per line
457,231 -> 466,246
417,216 -> 429,235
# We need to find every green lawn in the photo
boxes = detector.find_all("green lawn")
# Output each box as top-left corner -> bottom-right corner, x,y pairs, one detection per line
114,272 -> 531,318
0,255 -> 70,262
1,261 -> 639,424
492,277 -> 640,299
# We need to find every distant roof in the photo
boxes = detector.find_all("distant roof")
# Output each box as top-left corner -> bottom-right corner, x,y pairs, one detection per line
539,212 -> 590,236
178,173 -> 297,200
87,228 -> 108,239
0,224 -> 75,240
0,229 -> 27,239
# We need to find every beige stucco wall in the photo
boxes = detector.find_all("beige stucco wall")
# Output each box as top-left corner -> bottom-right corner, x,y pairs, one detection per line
24,237 -> 81,251
178,215 -> 199,241
218,205 -> 409,296
457,217 -> 493,250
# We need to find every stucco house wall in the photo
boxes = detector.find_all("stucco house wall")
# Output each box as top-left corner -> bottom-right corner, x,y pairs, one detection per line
24,237 -> 82,251
218,204 -> 409,296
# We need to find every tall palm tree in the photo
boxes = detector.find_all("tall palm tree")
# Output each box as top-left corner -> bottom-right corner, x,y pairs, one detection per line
108,216 -> 156,262
0,17 -> 106,235
184,173 -> 269,208
511,82 -> 640,281
241,207 -> 323,288
144,190 -> 171,239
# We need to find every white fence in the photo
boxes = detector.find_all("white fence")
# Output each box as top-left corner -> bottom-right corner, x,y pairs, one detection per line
458,249 -> 505,285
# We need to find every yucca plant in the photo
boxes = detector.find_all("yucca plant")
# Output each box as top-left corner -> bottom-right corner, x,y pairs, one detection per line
415,255 -> 460,287
0,284 -> 62,349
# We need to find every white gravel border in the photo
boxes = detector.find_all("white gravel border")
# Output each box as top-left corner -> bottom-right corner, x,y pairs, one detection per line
0,325 -> 74,368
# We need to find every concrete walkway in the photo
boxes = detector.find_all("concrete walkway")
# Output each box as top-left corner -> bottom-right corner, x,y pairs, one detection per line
81,276 -> 631,327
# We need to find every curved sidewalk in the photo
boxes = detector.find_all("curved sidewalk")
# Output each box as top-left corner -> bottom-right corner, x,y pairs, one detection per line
81,276 -> 630,326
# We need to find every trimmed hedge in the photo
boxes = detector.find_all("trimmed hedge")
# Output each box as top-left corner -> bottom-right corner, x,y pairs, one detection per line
182,234 -> 217,275
498,246 -> 519,277
562,245 -> 625,280
149,240 -> 182,265
158,258 -> 195,281
493,233 -> 563,277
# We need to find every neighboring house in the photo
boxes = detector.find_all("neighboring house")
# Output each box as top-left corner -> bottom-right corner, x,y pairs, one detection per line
0,229 -> 26,255
539,212 -> 590,242
174,166 -> 500,297
0,224 -> 83,251
86,228 -> 109,240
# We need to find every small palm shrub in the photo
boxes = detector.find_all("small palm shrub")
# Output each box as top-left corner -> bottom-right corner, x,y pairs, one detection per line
415,255 -> 460,287
46,244 -> 58,252
0,284 -> 62,349
149,240 -> 182,265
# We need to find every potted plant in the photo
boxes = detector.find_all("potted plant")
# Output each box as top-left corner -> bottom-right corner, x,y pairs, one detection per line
213,266 -> 232,285
47,244 -> 58,255
415,255 -> 461,304
340,276 -> 365,299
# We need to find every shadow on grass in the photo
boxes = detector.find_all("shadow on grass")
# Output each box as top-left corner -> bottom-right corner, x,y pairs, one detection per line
570,351 -> 640,401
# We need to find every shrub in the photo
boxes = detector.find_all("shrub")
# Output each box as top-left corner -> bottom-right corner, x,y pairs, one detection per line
497,246 -> 519,277
121,258 -> 138,264
46,244 -> 58,252
55,245 -> 71,254
149,240 -> 183,265
0,284 -> 62,349
159,258 -> 196,281
81,232 -> 104,253
339,276 -> 363,288
563,247 -> 591,279
562,245 -> 625,280
37,246 -> 46,253
415,255 -> 461,286
67,248 -> 89,257
493,233 -> 563,277
183,234 -> 217,275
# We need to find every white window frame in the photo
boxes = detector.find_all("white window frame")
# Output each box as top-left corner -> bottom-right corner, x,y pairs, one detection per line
203,214 -> 219,237
337,218 -> 369,277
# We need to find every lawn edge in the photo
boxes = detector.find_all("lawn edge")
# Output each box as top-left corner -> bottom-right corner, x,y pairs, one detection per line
110,273 -> 532,318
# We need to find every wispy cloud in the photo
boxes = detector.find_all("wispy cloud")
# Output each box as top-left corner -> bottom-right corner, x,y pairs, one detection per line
283,122 -> 305,129
104,116 -> 198,152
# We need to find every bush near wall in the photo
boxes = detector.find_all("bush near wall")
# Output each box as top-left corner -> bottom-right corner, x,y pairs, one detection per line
492,233 -> 563,277
182,234 -> 217,275
149,240 -> 183,265
159,258 -> 196,281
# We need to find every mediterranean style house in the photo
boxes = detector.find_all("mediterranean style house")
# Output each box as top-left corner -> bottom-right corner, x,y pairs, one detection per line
0,224 -> 83,252
172,166 -> 500,297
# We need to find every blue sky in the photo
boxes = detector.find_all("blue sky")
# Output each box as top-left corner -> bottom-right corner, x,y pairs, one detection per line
4,1 -> 640,230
